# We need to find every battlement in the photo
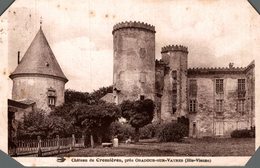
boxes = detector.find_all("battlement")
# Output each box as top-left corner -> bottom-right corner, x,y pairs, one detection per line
188,66 -> 245,71
112,21 -> 156,34
188,66 -> 246,75
155,59 -> 167,67
161,45 -> 188,53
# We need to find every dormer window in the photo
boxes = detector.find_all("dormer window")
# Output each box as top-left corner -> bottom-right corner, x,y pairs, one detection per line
47,88 -> 56,107
48,97 -> 55,106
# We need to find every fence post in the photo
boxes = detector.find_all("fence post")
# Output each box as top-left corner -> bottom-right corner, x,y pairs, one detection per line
82,135 -> 85,148
56,135 -> 60,154
90,134 -> 94,148
72,134 -> 75,149
37,136 -> 42,157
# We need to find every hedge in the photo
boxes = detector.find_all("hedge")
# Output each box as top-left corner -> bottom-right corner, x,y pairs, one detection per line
231,129 -> 255,138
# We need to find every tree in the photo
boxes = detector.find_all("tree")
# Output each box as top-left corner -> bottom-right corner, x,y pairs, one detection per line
65,89 -> 90,104
17,109 -> 74,140
64,85 -> 113,105
69,101 -> 121,147
120,99 -> 155,142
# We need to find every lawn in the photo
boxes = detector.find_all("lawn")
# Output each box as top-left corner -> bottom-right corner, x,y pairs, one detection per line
57,138 -> 255,157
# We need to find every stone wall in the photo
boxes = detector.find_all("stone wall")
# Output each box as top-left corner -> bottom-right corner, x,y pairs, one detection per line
188,73 -> 253,137
12,76 -> 65,113
245,61 -> 255,128
154,61 -> 167,122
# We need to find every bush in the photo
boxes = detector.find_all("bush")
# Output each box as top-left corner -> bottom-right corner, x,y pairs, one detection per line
157,122 -> 188,142
109,122 -> 134,141
177,116 -> 189,137
139,122 -> 160,139
231,129 -> 255,138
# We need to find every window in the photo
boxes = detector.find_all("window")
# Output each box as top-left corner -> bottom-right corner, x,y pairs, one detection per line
172,71 -> 177,80
139,48 -> 146,58
48,97 -> 56,106
189,99 -> 196,112
114,95 -> 119,105
140,95 -> 145,100
251,96 -> 254,111
238,79 -> 246,91
216,79 -> 224,93
216,99 -> 224,112
189,79 -> 197,97
237,99 -> 245,114
47,88 -> 56,107
140,72 -> 146,83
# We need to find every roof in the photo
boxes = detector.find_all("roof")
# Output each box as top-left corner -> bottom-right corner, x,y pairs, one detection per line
8,99 -> 35,110
9,27 -> 68,82
100,93 -> 115,103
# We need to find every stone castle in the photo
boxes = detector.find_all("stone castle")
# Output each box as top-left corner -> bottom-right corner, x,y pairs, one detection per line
108,21 -> 255,138
9,21 -> 255,138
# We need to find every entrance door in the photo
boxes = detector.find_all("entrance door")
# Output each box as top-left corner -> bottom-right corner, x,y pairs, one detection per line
215,122 -> 224,136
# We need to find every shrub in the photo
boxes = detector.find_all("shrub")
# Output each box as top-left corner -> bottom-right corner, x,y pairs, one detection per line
231,129 -> 255,138
139,122 -> 160,139
109,122 -> 134,141
157,122 -> 188,142
177,116 -> 189,137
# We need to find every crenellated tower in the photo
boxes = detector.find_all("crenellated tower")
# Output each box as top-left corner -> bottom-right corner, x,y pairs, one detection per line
112,21 -> 156,104
160,45 -> 188,121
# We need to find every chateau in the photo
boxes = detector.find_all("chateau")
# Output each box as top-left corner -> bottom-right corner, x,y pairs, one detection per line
8,21 -> 255,138
108,21 -> 255,138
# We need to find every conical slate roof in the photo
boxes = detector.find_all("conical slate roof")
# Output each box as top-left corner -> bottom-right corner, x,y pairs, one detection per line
10,27 -> 68,82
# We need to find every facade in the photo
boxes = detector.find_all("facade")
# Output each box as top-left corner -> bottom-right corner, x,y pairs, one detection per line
9,26 -> 68,114
111,21 -> 255,138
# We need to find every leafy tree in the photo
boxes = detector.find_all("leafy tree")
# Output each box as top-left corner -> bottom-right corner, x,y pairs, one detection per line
69,101 -> 121,146
17,109 -> 74,140
17,109 -> 47,139
17,86 -> 116,142
64,85 -> 113,105
65,89 -> 91,104
120,99 -> 155,142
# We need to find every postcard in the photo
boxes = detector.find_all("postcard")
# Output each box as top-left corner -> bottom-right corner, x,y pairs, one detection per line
0,0 -> 259,167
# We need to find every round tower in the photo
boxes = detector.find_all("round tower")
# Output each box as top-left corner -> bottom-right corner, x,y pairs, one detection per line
9,27 -> 68,113
112,21 -> 156,104
160,45 -> 188,121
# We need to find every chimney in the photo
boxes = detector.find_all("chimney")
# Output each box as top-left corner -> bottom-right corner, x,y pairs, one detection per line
17,51 -> 20,64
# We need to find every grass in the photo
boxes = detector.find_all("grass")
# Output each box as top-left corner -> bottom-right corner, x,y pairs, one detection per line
57,138 -> 255,157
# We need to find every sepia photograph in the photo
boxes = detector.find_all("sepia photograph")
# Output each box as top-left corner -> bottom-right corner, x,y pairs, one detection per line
1,0 -> 259,167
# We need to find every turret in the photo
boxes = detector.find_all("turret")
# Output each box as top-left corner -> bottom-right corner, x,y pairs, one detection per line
9,27 -> 68,112
160,44 -> 188,121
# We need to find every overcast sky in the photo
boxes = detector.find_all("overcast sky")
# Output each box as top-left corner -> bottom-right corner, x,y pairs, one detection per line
5,0 -> 260,93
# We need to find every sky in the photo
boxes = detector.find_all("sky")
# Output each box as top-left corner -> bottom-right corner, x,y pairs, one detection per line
4,0 -> 260,94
